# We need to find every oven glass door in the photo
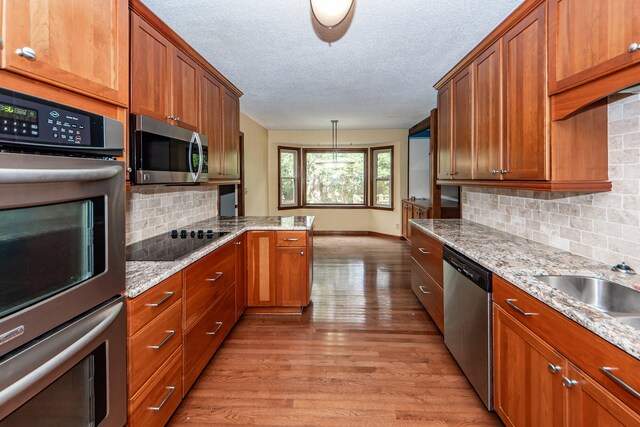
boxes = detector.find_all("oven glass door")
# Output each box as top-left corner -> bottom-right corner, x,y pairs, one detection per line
0,198 -> 106,319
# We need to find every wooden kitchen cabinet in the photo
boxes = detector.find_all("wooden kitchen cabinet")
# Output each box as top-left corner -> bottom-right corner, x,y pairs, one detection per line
200,71 -> 224,178
247,231 -> 276,307
402,201 -> 412,241
436,82 -> 452,180
549,0 -> 640,95
222,89 -> 241,179
171,50 -> 199,131
235,233 -> 247,321
1,0 -> 129,106
275,247 -> 307,307
451,67 -> 473,180
493,305 -> 566,426
473,41 -> 502,180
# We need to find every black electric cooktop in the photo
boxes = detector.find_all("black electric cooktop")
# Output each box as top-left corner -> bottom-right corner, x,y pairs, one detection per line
126,229 -> 229,261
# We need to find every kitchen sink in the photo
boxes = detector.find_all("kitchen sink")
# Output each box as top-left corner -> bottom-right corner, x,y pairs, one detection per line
534,275 -> 640,315
618,316 -> 640,329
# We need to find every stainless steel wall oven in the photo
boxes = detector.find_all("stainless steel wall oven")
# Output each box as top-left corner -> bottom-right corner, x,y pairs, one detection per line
0,89 -> 126,426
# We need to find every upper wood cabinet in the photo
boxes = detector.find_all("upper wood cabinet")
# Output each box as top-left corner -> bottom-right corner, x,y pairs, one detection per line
200,71 -> 223,177
451,67 -> 473,180
130,12 -> 198,130
502,3 -> 547,181
436,82 -> 452,180
1,0 -> 129,106
473,41 -> 502,180
222,89 -> 241,179
549,0 -> 640,94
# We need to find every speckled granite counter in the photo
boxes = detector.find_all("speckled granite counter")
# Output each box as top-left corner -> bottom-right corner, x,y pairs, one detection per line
410,218 -> 640,359
126,216 -> 314,298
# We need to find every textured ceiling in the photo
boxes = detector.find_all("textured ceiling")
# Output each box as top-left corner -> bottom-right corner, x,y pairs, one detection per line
141,0 -> 524,130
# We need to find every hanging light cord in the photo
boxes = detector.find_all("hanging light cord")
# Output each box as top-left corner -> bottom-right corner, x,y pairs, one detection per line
332,119 -> 338,162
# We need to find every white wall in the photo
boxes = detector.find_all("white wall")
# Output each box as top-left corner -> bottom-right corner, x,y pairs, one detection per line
240,113 -> 269,216
409,136 -> 430,199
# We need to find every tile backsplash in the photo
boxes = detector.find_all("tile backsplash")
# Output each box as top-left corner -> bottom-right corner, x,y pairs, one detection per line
462,93 -> 640,268
126,185 -> 218,244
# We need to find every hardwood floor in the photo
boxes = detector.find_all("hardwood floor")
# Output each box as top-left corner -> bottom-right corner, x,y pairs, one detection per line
169,236 -> 500,426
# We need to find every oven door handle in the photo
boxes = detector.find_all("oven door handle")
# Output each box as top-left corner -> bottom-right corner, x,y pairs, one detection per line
0,301 -> 123,414
0,164 -> 122,184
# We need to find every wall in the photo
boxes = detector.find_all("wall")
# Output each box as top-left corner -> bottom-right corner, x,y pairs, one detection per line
240,113 -> 269,216
125,185 -> 218,244
409,136 -> 430,199
462,94 -> 640,267
268,128 -> 409,236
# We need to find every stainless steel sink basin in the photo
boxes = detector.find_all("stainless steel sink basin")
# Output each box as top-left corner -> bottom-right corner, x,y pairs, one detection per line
618,316 -> 640,329
534,275 -> 640,315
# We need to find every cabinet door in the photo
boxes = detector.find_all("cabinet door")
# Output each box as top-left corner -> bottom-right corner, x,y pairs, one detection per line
130,12 -> 171,122
401,202 -> 409,239
171,50 -> 199,131
235,234 -> 246,321
2,0 -> 128,105
275,247 -> 306,307
565,363 -> 640,427
549,0 -> 640,93
473,41 -> 503,180
493,305 -> 566,427
503,4 -> 548,181
451,67 -> 473,180
436,82 -> 452,180
200,71 -> 223,178
222,89 -> 240,179
246,231 -> 276,306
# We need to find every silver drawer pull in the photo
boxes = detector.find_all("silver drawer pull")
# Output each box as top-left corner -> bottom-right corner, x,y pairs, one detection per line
206,321 -> 224,335
418,248 -> 431,254
284,238 -> 299,241
148,386 -> 176,411
562,376 -> 578,388
629,42 -> 640,53
206,272 -> 223,282
547,363 -> 562,374
145,292 -> 174,307
505,299 -> 537,316
418,286 -> 430,295
601,367 -> 640,400
16,47 -> 37,60
148,330 -> 175,349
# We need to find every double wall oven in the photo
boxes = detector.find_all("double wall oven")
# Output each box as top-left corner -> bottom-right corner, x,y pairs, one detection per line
0,88 -> 126,426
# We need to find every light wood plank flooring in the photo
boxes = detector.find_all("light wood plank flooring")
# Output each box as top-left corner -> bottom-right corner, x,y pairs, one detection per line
169,236 -> 499,426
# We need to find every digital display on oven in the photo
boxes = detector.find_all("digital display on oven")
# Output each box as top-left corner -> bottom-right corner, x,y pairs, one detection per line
0,103 -> 38,123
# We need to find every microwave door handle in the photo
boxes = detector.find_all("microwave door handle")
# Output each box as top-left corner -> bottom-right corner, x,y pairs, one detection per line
0,302 -> 123,417
191,132 -> 203,182
188,135 -> 195,180
0,165 -> 122,184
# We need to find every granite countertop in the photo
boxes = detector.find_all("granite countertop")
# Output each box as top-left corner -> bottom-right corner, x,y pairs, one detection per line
126,216 -> 314,298
410,218 -> 640,360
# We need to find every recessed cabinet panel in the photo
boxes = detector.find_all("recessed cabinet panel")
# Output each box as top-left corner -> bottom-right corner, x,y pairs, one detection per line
222,90 -> 240,179
171,51 -> 199,131
275,247 -> 306,307
247,231 -> 276,306
451,68 -> 473,180
200,72 -> 223,178
436,82 -> 452,180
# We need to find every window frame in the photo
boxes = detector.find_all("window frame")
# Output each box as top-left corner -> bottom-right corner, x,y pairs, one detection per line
302,147 -> 369,209
278,146 -> 301,209
369,145 -> 394,210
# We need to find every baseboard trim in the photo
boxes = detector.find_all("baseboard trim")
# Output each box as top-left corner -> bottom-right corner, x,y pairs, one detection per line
313,230 -> 403,240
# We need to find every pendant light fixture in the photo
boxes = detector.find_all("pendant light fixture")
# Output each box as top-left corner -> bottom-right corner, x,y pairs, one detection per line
310,0 -> 354,28
317,120 -> 354,168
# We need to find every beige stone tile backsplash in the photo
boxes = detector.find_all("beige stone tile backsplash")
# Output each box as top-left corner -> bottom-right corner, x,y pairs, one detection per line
126,185 -> 218,244
462,94 -> 640,268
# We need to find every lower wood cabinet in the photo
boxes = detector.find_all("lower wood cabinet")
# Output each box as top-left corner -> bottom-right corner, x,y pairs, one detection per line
276,246 -> 308,307
493,277 -> 640,426
235,234 -> 247,320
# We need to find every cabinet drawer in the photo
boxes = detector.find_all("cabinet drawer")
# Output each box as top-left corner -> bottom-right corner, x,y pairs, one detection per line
410,225 -> 443,285
184,241 -> 235,328
184,283 -> 236,393
129,347 -> 182,427
276,231 -> 307,247
129,300 -> 182,396
494,275 -> 640,413
127,273 -> 182,336
411,260 -> 444,333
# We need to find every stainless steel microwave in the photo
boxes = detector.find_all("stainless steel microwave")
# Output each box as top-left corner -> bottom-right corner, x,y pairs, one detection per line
130,114 -> 209,185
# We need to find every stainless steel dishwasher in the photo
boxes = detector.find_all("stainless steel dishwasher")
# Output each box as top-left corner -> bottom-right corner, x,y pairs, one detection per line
443,246 -> 493,410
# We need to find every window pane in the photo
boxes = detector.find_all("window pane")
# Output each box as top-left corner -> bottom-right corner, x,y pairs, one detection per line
375,179 -> 391,206
375,150 -> 391,179
280,151 -> 295,178
280,178 -> 296,206
306,151 -> 366,205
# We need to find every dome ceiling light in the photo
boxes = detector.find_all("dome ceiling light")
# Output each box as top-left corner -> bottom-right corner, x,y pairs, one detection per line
310,0 -> 355,29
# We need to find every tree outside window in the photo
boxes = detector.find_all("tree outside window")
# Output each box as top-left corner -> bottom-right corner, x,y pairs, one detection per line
304,149 -> 367,207
278,147 -> 300,208
371,147 -> 393,209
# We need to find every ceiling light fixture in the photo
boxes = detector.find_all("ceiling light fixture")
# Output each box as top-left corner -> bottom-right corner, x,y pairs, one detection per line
317,120 -> 354,168
310,0 -> 354,28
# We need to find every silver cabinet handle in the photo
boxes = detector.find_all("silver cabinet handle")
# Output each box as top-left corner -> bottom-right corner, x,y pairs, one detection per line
562,376 -> 578,388
148,330 -> 175,349
206,321 -> 224,335
601,367 -> 640,400
418,248 -> 431,254
547,363 -> 562,374
505,299 -> 537,316
500,169 -> 509,174
491,169 -> 499,174
284,238 -> 299,241
300,251 -> 305,256
16,47 -> 36,60
451,171 -> 459,176
206,272 -> 223,283
167,115 -> 175,120
148,386 -> 176,411
176,117 -> 182,122
419,286 -> 430,294
235,241 -> 242,245
444,172 -> 450,176
145,292 -> 174,307
629,42 -> 640,53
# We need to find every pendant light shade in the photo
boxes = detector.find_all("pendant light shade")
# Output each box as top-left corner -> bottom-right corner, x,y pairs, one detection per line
310,0 -> 354,28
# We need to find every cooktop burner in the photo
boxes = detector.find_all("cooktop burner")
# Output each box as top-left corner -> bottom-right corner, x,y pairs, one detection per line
126,229 -> 229,261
